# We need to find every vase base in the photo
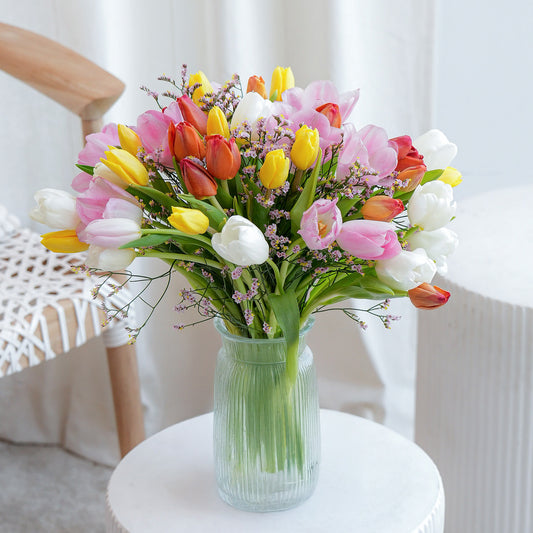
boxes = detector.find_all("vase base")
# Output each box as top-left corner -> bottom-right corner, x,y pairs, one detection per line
217,483 -> 317,513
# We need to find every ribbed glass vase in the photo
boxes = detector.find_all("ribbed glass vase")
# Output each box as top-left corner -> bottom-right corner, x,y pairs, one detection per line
213,317 -> 320,512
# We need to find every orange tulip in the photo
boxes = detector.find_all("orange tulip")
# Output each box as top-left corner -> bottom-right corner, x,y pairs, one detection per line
168,121 -> 206,162
408,283 -> 450,309
361,196 -> 404,222
246,75 -> 267,99
316,103 -> 342,128
205,135 -> 241,181
176,95 -> 208,136
396,164 -> 426,192
179,159 -> 217,199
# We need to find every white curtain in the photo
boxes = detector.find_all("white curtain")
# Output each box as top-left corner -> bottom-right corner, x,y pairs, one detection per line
0,0 -> 436,466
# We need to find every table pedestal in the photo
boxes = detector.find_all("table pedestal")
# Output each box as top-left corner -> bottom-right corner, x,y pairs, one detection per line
106,410 -> 444,533
415,186 -> 533,532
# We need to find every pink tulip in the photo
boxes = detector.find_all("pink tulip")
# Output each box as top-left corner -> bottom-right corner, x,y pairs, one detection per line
78,218 -> 141,248
77,123 -> 119,166
176,95 -> 208,136
76,177 -> 141,225
136,102 -> 184,167
338,124 -> 398,186
336,220 -> 401,260
298,199 -> 342,250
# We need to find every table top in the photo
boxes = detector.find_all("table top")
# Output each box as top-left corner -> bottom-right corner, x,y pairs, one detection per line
445,185 -> 533,307
106,410 -> 443,533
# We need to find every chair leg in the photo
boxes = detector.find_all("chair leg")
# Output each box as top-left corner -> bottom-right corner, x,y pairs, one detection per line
105,343 -> 145,457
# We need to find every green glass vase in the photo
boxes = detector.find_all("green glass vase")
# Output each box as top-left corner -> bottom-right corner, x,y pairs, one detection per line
213,317 -> 320,512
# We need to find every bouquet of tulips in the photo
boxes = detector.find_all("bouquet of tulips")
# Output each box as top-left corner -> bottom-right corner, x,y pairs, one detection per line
31,65 -> 459,381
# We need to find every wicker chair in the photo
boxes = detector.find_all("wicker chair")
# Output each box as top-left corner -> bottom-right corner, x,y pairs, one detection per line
0,22 -> 145,457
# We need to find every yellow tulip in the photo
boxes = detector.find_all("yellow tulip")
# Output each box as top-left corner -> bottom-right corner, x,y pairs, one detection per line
259,149 -> 290,189
438,166 -> 462,187
269,66 -> 295,101
118,124 -> 143,156
207,106 -> 230,138
41,230 -> 89,253
290,125 -> 320,170
168,206 -> 210,235
101,148 -> 149,186
189,71 -> 213,106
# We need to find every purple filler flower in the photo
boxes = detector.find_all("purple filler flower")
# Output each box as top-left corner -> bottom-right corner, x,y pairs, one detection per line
298,199 -> 342,250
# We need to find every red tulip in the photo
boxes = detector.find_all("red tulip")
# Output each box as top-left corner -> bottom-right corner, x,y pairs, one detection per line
390,135 -> 426,172
361,195 -> 404,222
408,283 -> 450,309
316,102 -> 342,128
176,95 -> 208,136
168,121 -> 206,162
246,75 -> 267,99
205,135 -> 241,181
179,159 -> 217,199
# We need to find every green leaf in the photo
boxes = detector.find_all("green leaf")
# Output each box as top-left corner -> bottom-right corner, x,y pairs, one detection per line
181,194 -> 226,231
120,234 -> 169,249
127,185 -> 179,211
290,148 -> 322,234
360,275 -> 396,295
268,290 -> 300,385
337,197 -> 359,217
420,169 -> 445,186
76,164 -> 94,175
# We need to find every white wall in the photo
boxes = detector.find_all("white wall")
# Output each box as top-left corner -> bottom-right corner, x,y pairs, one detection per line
434,0 -> 533,200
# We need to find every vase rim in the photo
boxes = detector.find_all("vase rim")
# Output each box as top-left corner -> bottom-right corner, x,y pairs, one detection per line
214,316 -> 315,344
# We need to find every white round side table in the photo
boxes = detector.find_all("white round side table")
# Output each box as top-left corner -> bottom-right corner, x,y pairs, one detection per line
416,185 -> 533,532
106,409 -> 444,533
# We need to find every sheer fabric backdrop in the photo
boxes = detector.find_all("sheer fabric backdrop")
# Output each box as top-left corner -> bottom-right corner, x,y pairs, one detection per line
0,0 -> 435,466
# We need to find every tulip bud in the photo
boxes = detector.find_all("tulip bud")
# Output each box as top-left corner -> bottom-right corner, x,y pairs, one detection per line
396,165 -> 426,193
176,95 -> 208,136
408,180 -> 456,231
168,121 -> 206,162
439,167 -> 462,187
390,135 -> 425,172
93,161 -> 128,189
408,282 -> 450,309
30,188 -> 80,229
117,124 -> 143,157
291,125 -> 320,170
259,149 -> 290,189
376,248 -> 437,291
246,75 -> 267,99
78,218 -> 142,249
212,215 -> 269,266
361,196 -> 404,222
315,103 -> 342,128
270,66 -> 295,101
86,245 -> 136,271
41,229 -> 89,253
101,147 -> 149,186
179,159 -> 218,199
205,135 -> 241,181
188,70 -> 213,107
413,129 -> 457,171
168,206 -> 210,235
207,106 -> 230,138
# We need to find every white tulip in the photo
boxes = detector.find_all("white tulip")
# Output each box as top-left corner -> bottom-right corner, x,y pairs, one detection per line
86,245 -> 136,271
413,129 -> 457,171
376,248 -> 437,291
212,215 -> 269,266
407,227 -> 458,274
93,162 -> 128,189
408,180 -> 456,231
30,188 -> 80,229
230,92 -> 273,139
